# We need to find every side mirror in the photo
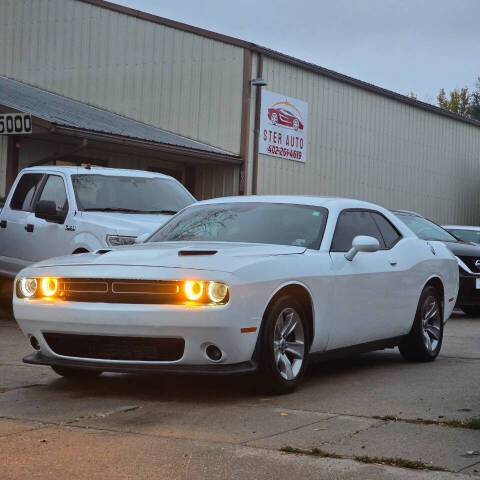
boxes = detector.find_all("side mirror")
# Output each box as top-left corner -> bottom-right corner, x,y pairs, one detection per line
345,235 -> 379,261
35,200 -> 65,224
135,232 -> 150,244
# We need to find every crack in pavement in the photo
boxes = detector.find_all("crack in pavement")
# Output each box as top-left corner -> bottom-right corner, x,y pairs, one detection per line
0,384 -> 45,394
238,414 -> 338,445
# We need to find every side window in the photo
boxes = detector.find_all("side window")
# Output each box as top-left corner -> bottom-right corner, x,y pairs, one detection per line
10,173 -> 44,211
37,175 -> 68,214
371,213 -> 402,249
331,210 -> 385,252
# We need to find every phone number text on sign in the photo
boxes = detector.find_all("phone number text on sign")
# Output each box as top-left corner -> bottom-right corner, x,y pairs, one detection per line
259,90 -> 308,163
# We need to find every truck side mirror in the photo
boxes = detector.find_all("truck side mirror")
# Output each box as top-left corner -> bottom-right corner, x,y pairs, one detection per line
35,200 -> 66,224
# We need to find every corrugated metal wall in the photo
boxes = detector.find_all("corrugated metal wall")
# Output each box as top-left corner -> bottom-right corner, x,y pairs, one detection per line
0,0 -> 244,155
0,136 -> 7,198
255,56 -> 480,224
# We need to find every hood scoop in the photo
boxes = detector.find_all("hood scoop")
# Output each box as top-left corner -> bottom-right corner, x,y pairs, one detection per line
95,249 -> 112,255
178,249 -> 218,256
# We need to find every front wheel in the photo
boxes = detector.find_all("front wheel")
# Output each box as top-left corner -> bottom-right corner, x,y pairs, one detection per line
399,286 -> 443,362
51,366 -> 102,379
257,295 -> 309,394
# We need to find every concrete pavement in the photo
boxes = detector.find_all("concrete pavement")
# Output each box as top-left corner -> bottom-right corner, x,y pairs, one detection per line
0,303 -> 479,479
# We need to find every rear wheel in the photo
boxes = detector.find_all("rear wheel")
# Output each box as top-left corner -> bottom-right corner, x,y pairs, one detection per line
460,306 -> 480,316
399,286 -> 443,362
51,366 -> 102,379
257,295 -> 309,394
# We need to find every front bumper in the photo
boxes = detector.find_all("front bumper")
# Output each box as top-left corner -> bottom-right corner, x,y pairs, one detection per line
14,298 -> 261,369
456,271 -> 480,306
24,352 -> 257,375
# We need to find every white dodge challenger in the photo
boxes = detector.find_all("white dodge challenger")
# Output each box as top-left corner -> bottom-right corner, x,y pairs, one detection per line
13,196 -> 459,393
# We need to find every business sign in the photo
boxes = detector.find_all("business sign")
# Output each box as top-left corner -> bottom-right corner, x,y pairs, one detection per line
259,90 -> 308,163
0,113 -> 32,135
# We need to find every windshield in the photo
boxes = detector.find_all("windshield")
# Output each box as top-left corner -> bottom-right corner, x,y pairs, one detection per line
149,202 -> 328,248
395,213 -> 458,242
72,174 -> 194,213
446,228 -> 480,244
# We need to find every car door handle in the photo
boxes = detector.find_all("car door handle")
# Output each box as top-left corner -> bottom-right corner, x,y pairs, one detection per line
0,220 -> 6,228
25,224 -> 34,233
389,260 -> 397,266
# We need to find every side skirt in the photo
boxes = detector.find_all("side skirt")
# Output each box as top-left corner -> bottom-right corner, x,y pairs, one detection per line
308,336 -> 407,364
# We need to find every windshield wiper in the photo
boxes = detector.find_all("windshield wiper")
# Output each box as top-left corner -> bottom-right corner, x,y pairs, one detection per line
82,208 -> 178,214
142,210 -> 178,215
83,208 -> 148,213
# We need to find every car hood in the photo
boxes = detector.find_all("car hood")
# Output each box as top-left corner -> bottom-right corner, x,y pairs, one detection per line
441,241 -> 480,257
80,211 -> 173,236
30,242 -> 307,273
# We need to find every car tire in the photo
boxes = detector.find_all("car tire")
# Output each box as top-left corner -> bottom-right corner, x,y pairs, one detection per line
51,366 -> 102,379
399,285 -> 443,362
293,119 -> 299,131
257,295 -> 309,394
460,306 -> 480,316
271,113 -> 278,125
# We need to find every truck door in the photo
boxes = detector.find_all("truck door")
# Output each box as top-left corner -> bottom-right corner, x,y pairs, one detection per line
0,172 -> 45,277
28,174 -> 76,262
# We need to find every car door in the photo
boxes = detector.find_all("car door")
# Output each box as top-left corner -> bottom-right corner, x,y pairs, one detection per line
0,172 -> 44,276
27,174 -> 76,262
327,209 -> 404,349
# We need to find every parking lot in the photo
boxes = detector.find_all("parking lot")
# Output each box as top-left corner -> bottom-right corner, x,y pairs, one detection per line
0,301 -> 478,479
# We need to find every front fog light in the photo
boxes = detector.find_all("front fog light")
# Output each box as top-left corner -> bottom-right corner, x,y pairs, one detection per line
41,278 -> 58,297
208,282 -> 228,303
18,278 -> 38,298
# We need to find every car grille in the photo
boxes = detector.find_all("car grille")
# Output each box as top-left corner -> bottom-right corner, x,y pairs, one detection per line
43,333 -> 185,361
459,256 -> 480,273
58,279 -> 182,304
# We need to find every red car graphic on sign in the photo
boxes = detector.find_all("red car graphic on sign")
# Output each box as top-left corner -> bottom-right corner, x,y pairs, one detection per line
267,107 -> 304,131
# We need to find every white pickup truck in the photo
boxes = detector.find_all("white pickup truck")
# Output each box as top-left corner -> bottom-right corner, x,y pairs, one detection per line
0,165 -> 195,278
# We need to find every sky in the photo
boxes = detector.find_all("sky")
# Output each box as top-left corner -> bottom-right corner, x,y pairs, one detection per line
113,0 -> 480,104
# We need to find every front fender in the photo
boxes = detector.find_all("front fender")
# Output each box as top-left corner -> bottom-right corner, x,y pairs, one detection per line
70,232 -> 105,253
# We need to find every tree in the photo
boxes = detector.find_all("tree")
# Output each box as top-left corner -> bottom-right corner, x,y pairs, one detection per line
436,78 -> 480,121
437,87 -> 470,115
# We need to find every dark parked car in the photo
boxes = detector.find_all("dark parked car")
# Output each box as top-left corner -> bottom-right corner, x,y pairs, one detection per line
394,210 -> 480,316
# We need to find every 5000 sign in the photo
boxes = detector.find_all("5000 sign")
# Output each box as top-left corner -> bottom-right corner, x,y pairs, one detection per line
0,113 -> 32,135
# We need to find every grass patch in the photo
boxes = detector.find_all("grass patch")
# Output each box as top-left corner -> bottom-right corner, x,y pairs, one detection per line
373,415 -> 480,430
280,446 -> 342,459
281,446 -> 448,472
354,455 -> 448,471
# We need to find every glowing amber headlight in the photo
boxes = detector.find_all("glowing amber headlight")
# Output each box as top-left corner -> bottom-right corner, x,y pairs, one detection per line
40,278 -> 58,297
184,280 -> 204,301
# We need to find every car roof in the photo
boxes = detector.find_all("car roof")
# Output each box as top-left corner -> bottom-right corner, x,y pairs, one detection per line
443,225 -> 480,231
196,195 -> 389,211
391,209 -> 423,217
20,165 -> 174,180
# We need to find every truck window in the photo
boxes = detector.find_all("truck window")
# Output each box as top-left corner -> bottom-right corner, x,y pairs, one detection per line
37,175 -> 69,214
10,173 -> 44,211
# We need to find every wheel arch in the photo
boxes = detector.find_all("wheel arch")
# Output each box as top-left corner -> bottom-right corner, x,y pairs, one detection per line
261,282 -> 315,349
422,276 -> 445,318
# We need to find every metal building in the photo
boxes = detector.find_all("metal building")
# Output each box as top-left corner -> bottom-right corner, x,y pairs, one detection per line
1,0 -> 479,223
